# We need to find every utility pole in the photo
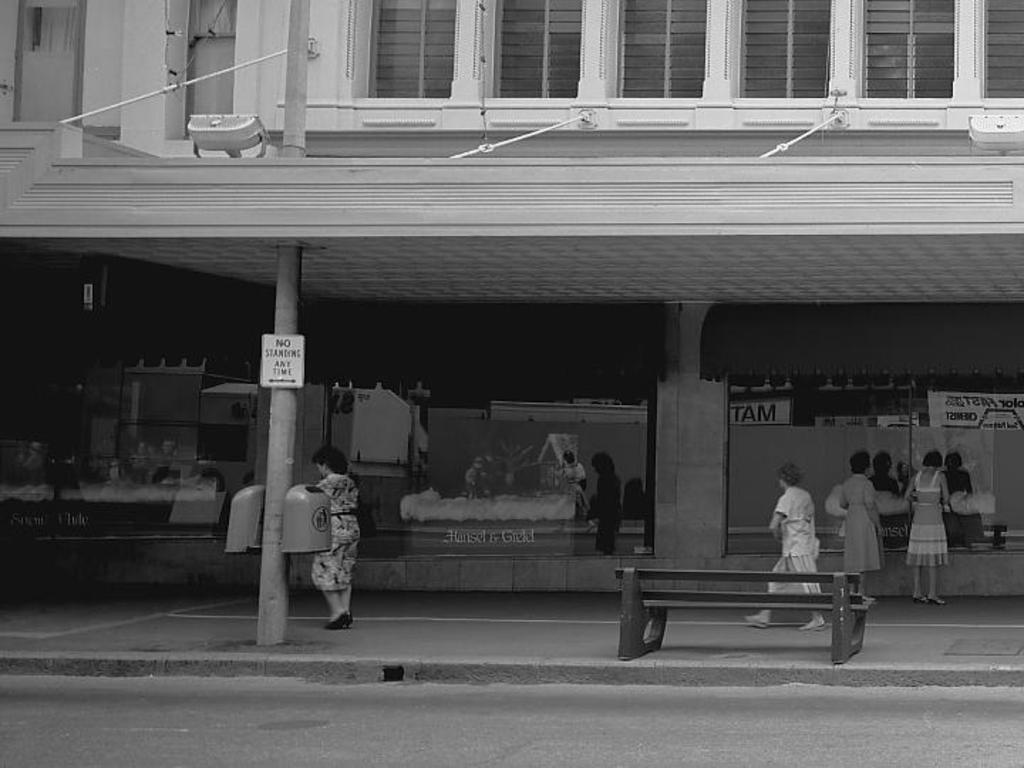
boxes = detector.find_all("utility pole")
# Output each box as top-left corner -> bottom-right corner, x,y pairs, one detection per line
257,0 -> 309,646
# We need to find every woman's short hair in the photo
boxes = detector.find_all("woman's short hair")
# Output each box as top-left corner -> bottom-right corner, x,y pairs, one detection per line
777,461 -> 803,486
591,451 -> 615,476
945,451 -> 962,470
849,450 -> 871,474
312,444 -> 348,474
872,451 -> 892,474
922,450 -> 943,468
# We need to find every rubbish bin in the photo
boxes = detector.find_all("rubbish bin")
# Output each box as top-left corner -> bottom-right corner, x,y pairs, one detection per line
281,484 -> 332,553
224,484 -> 265,553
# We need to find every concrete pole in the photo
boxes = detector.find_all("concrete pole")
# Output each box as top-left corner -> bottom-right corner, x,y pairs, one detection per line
281,0 -> 310,160
257,247 -> 301,645
257,0 -> 309,647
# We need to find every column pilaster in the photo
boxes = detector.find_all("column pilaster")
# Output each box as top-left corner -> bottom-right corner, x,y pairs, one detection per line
655,303 -> 727,564
696,0 -> 738,128
950,0 -> 983,124
576,0 -> 615,103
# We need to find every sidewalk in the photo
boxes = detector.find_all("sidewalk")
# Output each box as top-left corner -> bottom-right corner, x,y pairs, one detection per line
3,589 -> 1024,687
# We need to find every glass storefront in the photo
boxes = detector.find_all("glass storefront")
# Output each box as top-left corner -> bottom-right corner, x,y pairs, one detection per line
726,378 -> 1024,555
299,302 -> 661,559
0,280 -> 660,559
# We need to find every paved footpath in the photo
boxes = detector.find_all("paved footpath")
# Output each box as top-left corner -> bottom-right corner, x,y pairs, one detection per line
2,590 -> 1024,687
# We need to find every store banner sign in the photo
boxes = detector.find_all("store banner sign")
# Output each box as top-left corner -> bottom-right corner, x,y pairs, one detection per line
928,391 -> 1024,429
729,398 -> 792,425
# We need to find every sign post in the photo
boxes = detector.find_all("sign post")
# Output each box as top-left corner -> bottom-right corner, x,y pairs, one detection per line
257,0 -> 310,647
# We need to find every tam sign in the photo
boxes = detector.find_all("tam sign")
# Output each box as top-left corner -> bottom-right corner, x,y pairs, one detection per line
730,398 -> 792,425
260,334 -> 305,388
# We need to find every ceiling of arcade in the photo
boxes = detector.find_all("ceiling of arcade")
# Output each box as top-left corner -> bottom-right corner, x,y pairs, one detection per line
6,232 -> 1024,303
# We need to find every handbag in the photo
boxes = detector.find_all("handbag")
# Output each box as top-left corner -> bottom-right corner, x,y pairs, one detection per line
824,483 -> 847,537
824,484 -> 847,518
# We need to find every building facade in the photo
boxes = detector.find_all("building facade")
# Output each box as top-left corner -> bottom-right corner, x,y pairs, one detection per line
3,0 -> 1024,595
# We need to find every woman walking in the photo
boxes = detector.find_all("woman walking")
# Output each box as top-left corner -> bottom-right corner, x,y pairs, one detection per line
310,445 -> 361,629
746,462 -> 825,632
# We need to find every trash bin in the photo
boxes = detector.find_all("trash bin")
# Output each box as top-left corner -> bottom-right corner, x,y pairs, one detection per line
281,484 -> 332,553
224,484 -> 265,553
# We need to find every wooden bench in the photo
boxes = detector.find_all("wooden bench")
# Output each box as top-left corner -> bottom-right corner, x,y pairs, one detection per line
616,568 -> 873,665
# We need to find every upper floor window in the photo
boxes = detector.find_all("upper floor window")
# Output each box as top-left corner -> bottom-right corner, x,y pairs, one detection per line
620,0 -> 707,98
372,0 -> 457,98
986,0 -> 1024,97
498,0 -> 582,98
742,0 -> 830,98
864,0 -> 953,98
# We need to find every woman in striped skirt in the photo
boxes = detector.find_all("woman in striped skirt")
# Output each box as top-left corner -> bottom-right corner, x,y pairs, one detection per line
906,450 -> 949,605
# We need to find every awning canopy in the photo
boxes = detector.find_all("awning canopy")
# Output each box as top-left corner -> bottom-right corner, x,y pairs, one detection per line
6,126 -> 1024,304
702,303 -> 1024,381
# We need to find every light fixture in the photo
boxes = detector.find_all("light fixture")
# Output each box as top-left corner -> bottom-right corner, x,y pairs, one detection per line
187,114 -> 269,158
968,114 -> 1024,153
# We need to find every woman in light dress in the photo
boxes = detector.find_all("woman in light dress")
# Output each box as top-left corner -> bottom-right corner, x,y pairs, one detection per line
839,450 -> 884,596
745,462 -> 825,632
905,450 -> 950,605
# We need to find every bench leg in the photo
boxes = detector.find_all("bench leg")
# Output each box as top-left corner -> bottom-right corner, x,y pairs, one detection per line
827,577 -> 860,667
848,609 -> 867,658
618,568 -> 650,660
643,607 -> 667,652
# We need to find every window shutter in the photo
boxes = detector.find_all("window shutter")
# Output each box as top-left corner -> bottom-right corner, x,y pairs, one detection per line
374,0 -> 455,98
621,0 -> 707,98
500,0 -> 581,98
743,0 -> 830,99
865,0 -> 952,98
987,0 -> 1024,97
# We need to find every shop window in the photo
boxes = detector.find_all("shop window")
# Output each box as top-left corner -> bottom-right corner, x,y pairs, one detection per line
300,303 -> 660,559
986,0 -> 1024,98
620,0 -> 707,98
185,0 -> 237,116
498,0 -> 582,98
864,0 -> 953,98
372,0 -> 457,98
742,0 -> 830,98
725,376 -> 1023,556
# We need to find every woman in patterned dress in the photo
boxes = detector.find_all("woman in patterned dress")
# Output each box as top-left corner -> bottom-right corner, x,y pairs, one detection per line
905,450 -> 949,605
839,450 -> 884,596
310,445 -> 360,630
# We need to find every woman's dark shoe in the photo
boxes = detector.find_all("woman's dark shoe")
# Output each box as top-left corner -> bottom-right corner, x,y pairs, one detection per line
912,595 -> 928,604
925,597 -> 947,605
324,611 -> 353,630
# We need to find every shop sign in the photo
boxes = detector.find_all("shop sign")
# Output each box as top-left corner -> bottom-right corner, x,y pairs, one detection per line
928,391 -> 1024,430
876,414 -> 919,429
260,334 -> 305,388
815,415 -> 870,427
730,398 -> 791,425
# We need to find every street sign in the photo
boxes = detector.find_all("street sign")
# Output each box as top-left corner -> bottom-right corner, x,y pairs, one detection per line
260,334 -> 305,388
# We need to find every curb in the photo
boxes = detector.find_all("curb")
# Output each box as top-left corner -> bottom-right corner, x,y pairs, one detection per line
4,652 -> 1024,687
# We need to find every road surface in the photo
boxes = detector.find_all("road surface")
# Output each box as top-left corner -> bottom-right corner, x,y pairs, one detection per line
2,676 -> 1023,767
